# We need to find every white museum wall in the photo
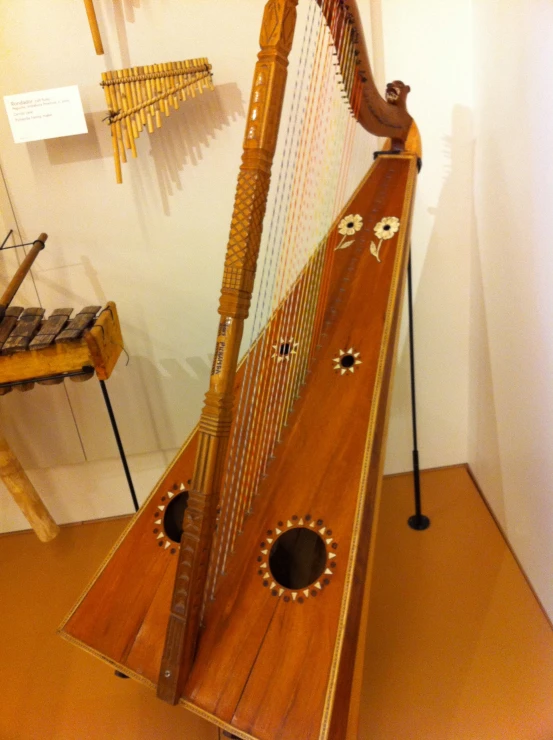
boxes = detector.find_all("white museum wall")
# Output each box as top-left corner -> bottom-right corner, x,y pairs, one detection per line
379,0 -> 473,474
0,0 -> 264,531
0,0 -> 473,534
468,0 -> 553,619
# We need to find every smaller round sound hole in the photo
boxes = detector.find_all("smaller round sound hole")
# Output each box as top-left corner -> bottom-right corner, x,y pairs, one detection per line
163,491 -> 189,543
279,342 -> 291,357
269,528 -> 327,590
340,354 -> 355,368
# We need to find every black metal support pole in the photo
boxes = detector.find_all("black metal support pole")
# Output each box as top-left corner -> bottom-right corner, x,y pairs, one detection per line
0,229 -> 13,250
99,379 -> 139,512
406,250 -> 430,531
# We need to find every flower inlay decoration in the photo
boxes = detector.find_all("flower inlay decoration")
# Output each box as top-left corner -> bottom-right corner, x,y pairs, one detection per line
271,338 -> 298,363
333,347 -> 362,375
335,213 -> 363,251
370,216 -> 400,263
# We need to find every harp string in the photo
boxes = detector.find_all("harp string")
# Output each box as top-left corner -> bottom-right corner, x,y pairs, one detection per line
238,10 -> 359,525
217,13 -> 356,588
207,1 -> 322,595
248,9 -> 332,490
207,1 -> 372,600
232,6 -> 328,560
274,31 -> 361,441
234,7 -> 341,542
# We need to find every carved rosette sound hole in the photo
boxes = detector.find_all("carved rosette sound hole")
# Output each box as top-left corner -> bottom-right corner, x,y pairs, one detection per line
256,516 -> 338,603
271,337 -> 298,363
152,482 -> 189,554
333,347 -> 362,375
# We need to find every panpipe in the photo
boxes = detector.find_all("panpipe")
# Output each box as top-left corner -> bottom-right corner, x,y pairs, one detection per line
61,2 -> 421,738
101,59 -> 214,184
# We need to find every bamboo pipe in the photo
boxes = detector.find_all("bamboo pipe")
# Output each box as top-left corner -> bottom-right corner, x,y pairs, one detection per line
83,0 -> 104,55
101,73 -> 123,184
0,434 -> 59,542
0,233 -> 47,321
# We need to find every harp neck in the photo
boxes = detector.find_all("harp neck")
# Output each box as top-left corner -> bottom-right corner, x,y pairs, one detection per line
316,0 -> 413,144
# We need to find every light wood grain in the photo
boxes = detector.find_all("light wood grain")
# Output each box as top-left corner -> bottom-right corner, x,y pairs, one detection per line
83,0 -> 104,55
0,433 -> 58,542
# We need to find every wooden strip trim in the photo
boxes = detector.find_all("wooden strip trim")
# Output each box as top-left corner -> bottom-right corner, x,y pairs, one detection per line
320,153 -> 419,739
344,228 -> 413,737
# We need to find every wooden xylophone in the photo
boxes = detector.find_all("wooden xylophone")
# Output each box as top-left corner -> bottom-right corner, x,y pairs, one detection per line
0,301 -> 124,542
0,302 -> 123,393
0,233 -> 129,542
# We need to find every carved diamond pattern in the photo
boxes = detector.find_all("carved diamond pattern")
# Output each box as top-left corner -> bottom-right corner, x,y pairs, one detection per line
223,169 -> 270,290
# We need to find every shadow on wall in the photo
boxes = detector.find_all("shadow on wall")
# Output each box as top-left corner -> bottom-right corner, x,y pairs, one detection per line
468,166 -> 506,525
0,346 -> 212,472
44,113 -> 104,165
386,106 -> 501,481
112,0 -> 142,69
148,82 -> 245,216
43,83 -> 245,217
44,82 -> 243,163
92,292 -> 214,457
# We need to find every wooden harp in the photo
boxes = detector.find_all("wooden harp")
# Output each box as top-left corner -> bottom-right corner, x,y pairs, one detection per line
61,2 -> 421,738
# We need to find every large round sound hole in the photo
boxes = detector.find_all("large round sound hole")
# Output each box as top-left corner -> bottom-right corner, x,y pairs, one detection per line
269,528 -> 327,589
163,491 -> 189,543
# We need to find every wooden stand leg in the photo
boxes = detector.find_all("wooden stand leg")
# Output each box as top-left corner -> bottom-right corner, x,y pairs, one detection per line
0,433 -> 59,542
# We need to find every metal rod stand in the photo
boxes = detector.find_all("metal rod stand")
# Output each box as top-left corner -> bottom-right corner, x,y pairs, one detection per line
406,250 -> 430,531
99,379 -> 139,512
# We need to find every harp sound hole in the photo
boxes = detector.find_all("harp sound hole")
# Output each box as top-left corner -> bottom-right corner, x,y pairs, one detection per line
163,491 -> 189,543
269,528 -> 327,589
340,354 -> 355,368
279,342 -> 291,356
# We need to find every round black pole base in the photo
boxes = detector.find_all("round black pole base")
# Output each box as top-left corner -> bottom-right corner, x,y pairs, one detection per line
408,514 -> 430,531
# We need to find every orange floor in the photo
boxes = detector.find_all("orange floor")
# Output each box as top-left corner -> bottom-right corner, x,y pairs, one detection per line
1,465 -> 552,739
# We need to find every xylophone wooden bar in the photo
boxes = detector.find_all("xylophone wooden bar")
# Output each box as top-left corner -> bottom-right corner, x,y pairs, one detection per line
0,302 -> 122,392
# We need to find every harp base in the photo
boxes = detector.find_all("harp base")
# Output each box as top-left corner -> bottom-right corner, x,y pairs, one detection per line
408,514 -> 431,531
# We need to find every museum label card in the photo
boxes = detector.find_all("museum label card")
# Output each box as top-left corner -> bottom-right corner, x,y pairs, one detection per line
3,85 -> 87,143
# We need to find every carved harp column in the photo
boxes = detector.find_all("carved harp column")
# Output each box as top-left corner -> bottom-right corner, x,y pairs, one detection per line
157,0 -> 299,704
